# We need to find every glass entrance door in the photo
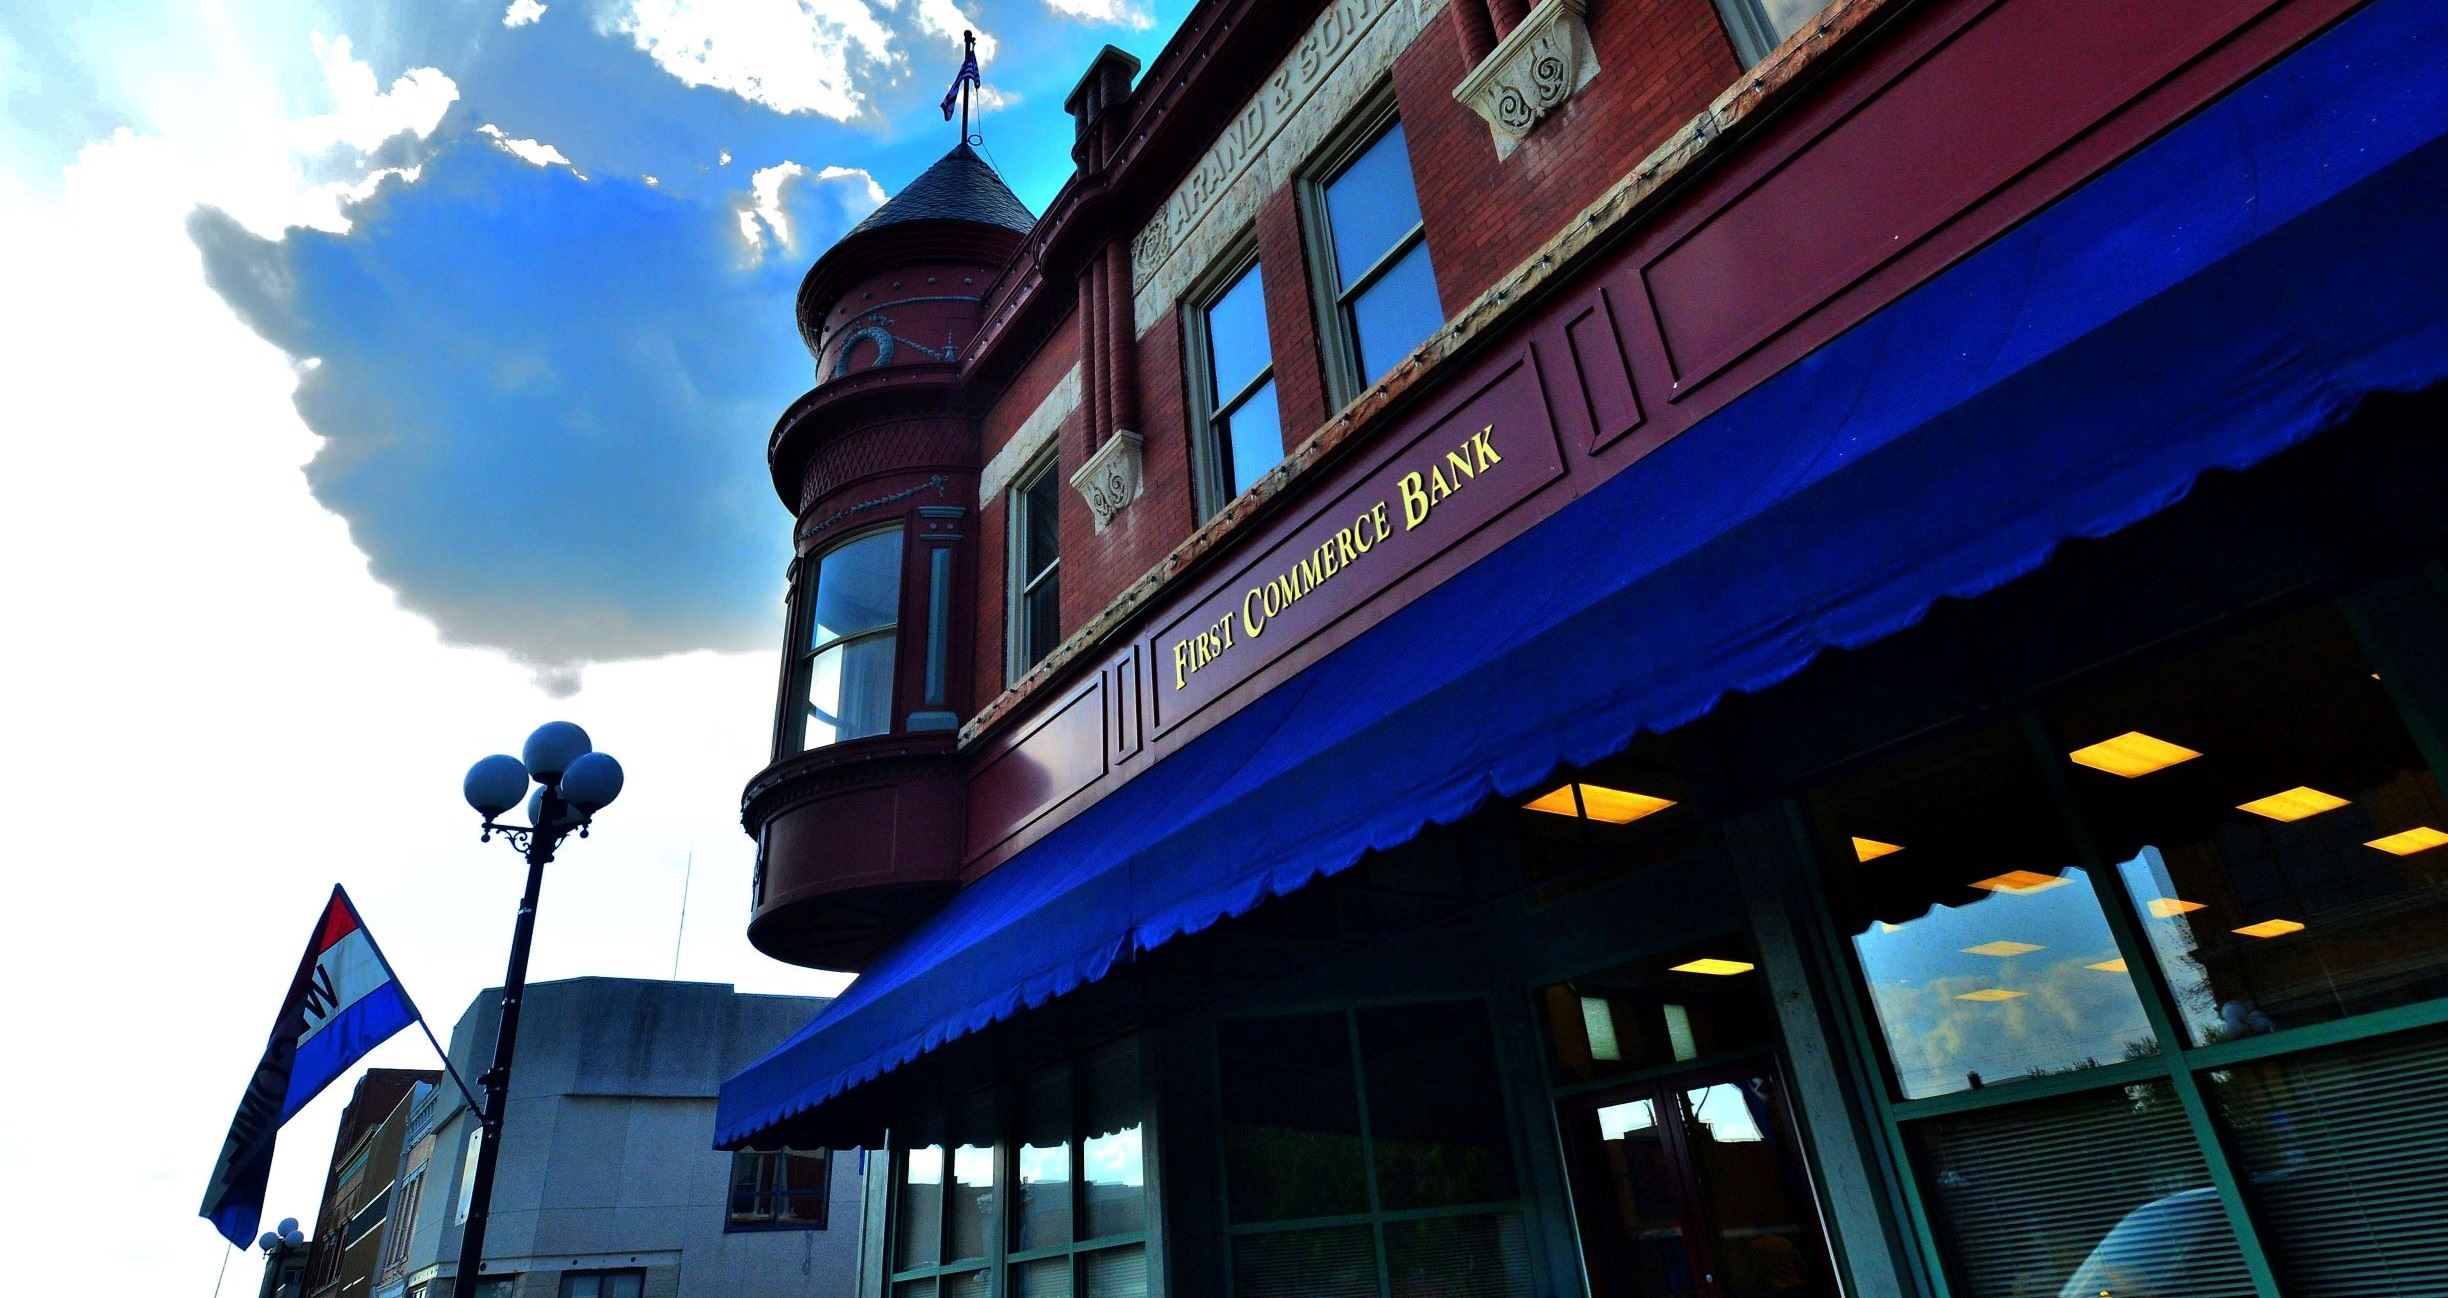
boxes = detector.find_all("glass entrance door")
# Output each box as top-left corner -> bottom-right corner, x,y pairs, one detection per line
1560,1062 -> 1837,1298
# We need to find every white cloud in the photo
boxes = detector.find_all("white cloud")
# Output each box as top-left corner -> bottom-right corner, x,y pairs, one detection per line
737,159 -> 804,250
913,0 -> 997,59
613,0 -> 896,120
1041,0 -> 1154,29
734,160 -> 884,255
478,122 -> 579,172
504,0 -> 549,26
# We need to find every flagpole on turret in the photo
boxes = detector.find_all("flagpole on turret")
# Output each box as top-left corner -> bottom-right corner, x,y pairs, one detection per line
943,29 -> 983,146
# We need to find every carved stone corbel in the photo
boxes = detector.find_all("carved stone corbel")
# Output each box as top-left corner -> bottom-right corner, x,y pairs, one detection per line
1070,429 -> 1145,533
1452,0 -> 1600,159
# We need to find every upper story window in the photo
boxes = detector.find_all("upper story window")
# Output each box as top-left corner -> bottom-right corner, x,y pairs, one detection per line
728,1149 -> 830,1230
1008,458 -> 1062,682
379,1165 -> 425,1271
1191,252 -> 1283,515
1309,114 -> 1441,405
793,527 -> 903,752
1715,0 -> 1827,66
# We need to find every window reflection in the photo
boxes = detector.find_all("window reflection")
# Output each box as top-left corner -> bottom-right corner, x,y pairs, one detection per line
2053,604 -> 2448,1043
897,1145 -> 944,1270
796,527 -> 901,750
1812,725 -> 2158,1099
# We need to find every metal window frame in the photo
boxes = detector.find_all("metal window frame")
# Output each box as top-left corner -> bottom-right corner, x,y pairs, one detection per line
726,1148 -> 833,1233
1183,236 -> 1276,520
1299,89 -> 1432,411
1785,570 -> 2448,1298
1006,452 -> 1064,685
881,1042 -> 1158,1296
1212,1000 -> 1545,1298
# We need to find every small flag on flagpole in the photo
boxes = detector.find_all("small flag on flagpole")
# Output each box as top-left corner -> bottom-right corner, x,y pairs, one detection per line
942,30 -> 982,122
199,886 -> 424,1247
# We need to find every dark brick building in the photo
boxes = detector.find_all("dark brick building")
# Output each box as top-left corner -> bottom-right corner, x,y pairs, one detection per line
719,1 -> 2448,1294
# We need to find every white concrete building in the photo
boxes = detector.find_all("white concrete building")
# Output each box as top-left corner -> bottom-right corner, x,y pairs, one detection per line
374,979 -> 863,1298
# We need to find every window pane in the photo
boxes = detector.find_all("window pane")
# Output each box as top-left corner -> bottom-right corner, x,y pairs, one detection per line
1219,1013 -> 1369,1223
1912,1081 -> 2255,1298
2214,1028 -> 2448,1296
1810,723 -> 2158,1099
1538,948 -> 1776,1086
1205,262 -> 1271,403
805,632 -> 896,748
2053,603 -> 2448,1044
1358,1002 -> 1516,1210
896,1146 -> 943,1270
1219,379 -> 1282,500
948,1143 -> 995,1262
729,1152 -> 764,1219
943,1270 -> 989,1298
1022,466 -> 1061,580
1012,1258 -> 1071,1298
1384,1211 -> 1533,1298
1677,1077 -> 1838,1298
1081,1040 -> 1147,1240
1559,1094 -> 1700,1297
1323,121 -> 1422,293
1024,578 -> 1060,668
894,1281 -> 939,1298
1015,1064 -> 1073,1252
1081,1245 -> 1149,1298
1755,0 -> 1827,47
608,1276 -> 643,1298
811,529 -> 902,648
1347,240 -> 1439,387
1231,1225 -> 1376,1298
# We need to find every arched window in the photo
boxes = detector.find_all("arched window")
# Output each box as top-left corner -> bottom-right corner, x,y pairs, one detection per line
792,527 -> 903,750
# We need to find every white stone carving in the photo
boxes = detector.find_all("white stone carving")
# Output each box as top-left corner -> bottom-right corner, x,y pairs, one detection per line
1452,0 -> 1600,159
1129,0 -> 1445,333
1069,430 -> 1145,533
980,363 -> 1082,507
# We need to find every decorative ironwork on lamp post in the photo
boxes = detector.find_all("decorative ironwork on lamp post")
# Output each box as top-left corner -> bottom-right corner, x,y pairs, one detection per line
450,722 -> 625,1298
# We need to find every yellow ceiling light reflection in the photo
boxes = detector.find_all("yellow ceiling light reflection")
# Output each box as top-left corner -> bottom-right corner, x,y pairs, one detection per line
2147,897 -> 2207,918
2087,957 -> 2130,973
1961,940 -> 2045,957
1523,783 -> 1676,824
1955,988 -> 2025,1002
2233,918 -> 2307,939
2068,731 -> 2202,777
2366,826 -> 2448,856
1669,958 -> 1755,976
2236,787 -> 2351,822
1851,836 -> 1904,862
1972,870 -> 2069,895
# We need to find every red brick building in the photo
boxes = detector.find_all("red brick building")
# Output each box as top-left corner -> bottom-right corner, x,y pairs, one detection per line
721,0 -> 2448,1294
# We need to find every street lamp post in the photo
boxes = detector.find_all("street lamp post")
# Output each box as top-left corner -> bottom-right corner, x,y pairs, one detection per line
451,721 -> 624,1298
255,1218 -> 308,1298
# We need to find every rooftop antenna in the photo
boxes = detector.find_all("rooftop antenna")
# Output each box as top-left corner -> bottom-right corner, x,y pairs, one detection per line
670,849 -> 694,981
942,29 -> 983,147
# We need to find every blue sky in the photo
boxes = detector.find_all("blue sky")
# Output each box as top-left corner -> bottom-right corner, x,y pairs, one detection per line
0,1 -> 1187,1290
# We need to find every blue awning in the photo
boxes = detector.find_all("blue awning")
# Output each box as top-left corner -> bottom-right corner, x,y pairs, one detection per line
719,0 -> 2448,1148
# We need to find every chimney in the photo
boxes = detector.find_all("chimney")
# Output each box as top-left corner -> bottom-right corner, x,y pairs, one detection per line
1065,45 -> 1143,171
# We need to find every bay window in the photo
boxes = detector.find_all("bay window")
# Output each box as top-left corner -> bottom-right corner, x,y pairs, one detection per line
790,527 -> 904,752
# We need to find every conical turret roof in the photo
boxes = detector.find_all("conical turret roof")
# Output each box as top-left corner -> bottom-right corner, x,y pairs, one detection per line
848,142 -> 1034,237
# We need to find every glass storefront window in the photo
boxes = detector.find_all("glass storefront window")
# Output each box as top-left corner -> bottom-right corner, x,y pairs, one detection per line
1218,1004 -> 1531,1298
1539,946 -> 1777,1086
2051,603 -> 2448,1044
1912,1080 -> 2256,1298
2211,1027 -> 2448,1296
1810,724 -> 2159,1099
1016,1065 -> 1072,1253
897,1145 -> 944,1271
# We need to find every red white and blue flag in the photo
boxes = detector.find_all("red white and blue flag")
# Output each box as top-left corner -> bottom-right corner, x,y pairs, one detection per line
200,886 -> 422,1246
940,37 -> 980,121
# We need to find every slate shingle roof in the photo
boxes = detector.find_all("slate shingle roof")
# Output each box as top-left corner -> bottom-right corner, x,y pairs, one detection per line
849,143 -> 1036,237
